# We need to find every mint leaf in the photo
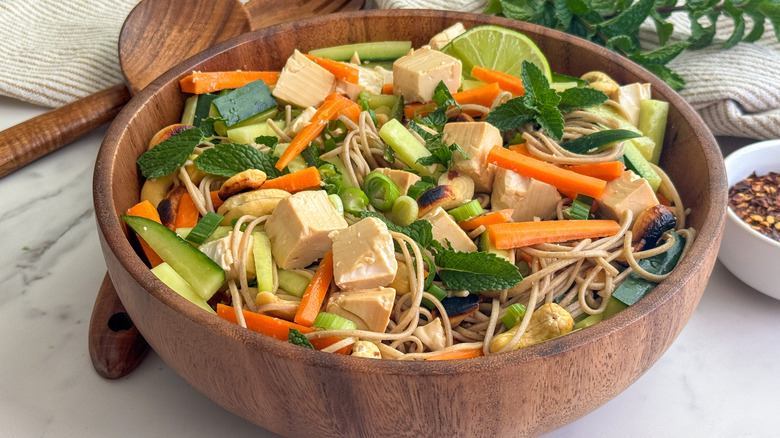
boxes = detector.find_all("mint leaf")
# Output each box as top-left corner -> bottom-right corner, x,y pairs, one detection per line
359,211 -> 433,250
194,143 -> 283,178
435,249 -> 523,292
520,60 -> 557,107
535,101 -> 565,140
485,97 -> 536,131
199,117 -> 223,138
431,81 -> 460,110
254,135 -> 278,149
137,128 -> 203,179
288,328 -> 314,349
557,87 -> 608,113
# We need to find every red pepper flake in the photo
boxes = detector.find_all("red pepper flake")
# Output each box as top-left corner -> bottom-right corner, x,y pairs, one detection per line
728,172 -> 780,242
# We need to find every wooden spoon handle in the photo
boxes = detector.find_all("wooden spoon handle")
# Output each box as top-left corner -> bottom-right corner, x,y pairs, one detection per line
88,273 -> 150,379
0,84 -> 131,178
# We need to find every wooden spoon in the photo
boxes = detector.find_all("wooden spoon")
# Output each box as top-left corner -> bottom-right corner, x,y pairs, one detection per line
0,0 -> 363,178
88,0 -> 364,380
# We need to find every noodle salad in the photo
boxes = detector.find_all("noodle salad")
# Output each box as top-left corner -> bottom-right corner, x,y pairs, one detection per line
123,24 -> 696,360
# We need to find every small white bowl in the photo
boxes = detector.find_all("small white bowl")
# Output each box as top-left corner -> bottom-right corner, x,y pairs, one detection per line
719,139 -> 780,299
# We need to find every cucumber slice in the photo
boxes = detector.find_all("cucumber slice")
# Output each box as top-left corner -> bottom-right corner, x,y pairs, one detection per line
378,118 -> 436,176
273,143 -> 308,173
639,99 -> 669,165
323,156 -> 355,188
151,262 -> 216,314
308,41 -> 412,62
193,93 -> 219,128
252,231 -> 273,294
612,231 -> 685,306
123,215 -> 225,300
277,269 -> 310,298
623,140 -> 661,192
213,79 -> 277,127
367,94 -> 397,110
225,108 -> 280,144
181,95 -> 198,125
479,231 -> 513,262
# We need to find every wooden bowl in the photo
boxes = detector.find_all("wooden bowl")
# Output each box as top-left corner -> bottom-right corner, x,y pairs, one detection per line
93,10 -> 726,437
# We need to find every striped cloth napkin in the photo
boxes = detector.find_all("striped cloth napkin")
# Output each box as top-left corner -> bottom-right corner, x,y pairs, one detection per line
1,0 -> 778,139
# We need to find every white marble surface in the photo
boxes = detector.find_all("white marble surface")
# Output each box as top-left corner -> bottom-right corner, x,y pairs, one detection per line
1,94 -> 778,437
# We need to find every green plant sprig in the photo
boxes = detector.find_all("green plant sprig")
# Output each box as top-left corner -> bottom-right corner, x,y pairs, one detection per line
484,0 -> 780,90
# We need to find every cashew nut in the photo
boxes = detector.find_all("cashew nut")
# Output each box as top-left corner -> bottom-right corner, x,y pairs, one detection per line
140,173 -> 176,208
157,185 -> 187,229
217,188 -> 291,225
255,291 -> 298,320
149,123 -> 196,149
580,71 -> 619,97
417,184 -> 463,217
351,341 -> 382,359
489,302 -> 574,353
438,170 -> 475,202
218,169 -> 268,201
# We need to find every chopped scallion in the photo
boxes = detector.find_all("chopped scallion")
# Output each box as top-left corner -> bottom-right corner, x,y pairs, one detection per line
363,171 -> 401,211
564,194 -> 594,220
391,195 -> 419,226
447,199 -> 484,222
312,312 -> 357,331
501,303 -> 527,329
185,212 -> 224,245
422,283 -> 447,310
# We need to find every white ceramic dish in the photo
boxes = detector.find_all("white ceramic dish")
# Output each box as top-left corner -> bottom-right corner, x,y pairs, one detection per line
719,139 -> 780,299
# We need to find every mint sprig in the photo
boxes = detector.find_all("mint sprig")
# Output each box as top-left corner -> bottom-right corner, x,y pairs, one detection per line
408,120 -> 467,170
485,0 -> 780,90
194,143 -> 284,178
288,328 -> 314,349
434,249 -> 523,292
359,211 -> 433,251
136,128 -> 204,179
486,61 -> 607,140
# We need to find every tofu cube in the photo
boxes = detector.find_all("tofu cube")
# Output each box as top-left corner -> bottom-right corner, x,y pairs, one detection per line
375,167 -> 421,196
615,83 -> 652,127
326,287 -> 396,332
393,47 -> 461,103
334,66 -> 385,100
331,217 -> 398,290
442,122 -> 501,193
597,170 -> 659,226
428,22 -> 466,51
422,207 -> 477,252
491,168 -> 561,222
272,50 -> 336,108
265,190 -> 348,269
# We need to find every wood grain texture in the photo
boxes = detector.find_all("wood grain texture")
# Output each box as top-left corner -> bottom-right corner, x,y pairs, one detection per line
88,273 -> 149,379
245,0 -> 364,29
93,10 -> 727,437
0,84 -> 130,178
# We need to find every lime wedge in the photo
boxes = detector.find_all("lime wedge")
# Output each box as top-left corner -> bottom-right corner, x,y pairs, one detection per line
441,25 -> 552,81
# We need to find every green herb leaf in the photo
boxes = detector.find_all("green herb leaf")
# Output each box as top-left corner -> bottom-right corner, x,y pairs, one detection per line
434,249 -> 524,292
557,86 -> 608,113
254,135 -> 279,149
431,81 -> 460,110
136,128 -> 203,179
194,143 -> 283,178
199,117 -> 223,138
288,328 -> 314,349
562,129 -> 641,154
485,97 -> 536,131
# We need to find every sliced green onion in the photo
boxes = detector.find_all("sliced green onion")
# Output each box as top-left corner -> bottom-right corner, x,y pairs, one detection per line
564,194 -> 595,220
391,195 -> 419,226
338,187 -> 369,215
447,199 -> 484,222
406,180 -> 435,200
327,193 -> 344,216
363,171 -> 401,211
422,283 -> 447,310
319,163 -> 343,195
501,303 -> 527,329
312,312 -> 357,331
185,212 -> 224,245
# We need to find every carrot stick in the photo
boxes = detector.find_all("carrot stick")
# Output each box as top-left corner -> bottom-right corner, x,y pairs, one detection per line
174,192 -> 199,229
471,66 -> 525,96
488,219 -> 621,249
261,167 -> 322,193
403,83 -> 502,119
126,200 -> 164,267
294,251 -> 334,327
458,209 -> 514,231
179,71 -> 280,94
561,161 -> 625,182
216,304 -> 349,353
325,93 -> 361,123
426,346 -> 484,361
507,143 -> 533,157
381,84 -> 393,95
486,146 -> 607,199
276,97 -> 355,171
304,54 -> 359,84
209,191 -> 224,210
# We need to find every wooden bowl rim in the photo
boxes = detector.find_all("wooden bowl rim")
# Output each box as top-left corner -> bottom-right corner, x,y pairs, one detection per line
94,9 -> 726,375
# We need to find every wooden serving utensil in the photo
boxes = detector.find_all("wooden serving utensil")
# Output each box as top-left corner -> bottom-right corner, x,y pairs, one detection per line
0,0 -> 364,178
88,0 -> 364,379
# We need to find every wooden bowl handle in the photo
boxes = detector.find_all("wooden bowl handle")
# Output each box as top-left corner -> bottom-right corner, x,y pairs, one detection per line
0,84 -> 131,178
88,273 -> 150,379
